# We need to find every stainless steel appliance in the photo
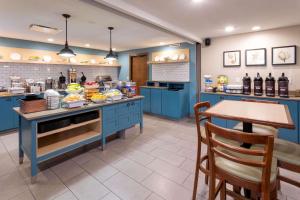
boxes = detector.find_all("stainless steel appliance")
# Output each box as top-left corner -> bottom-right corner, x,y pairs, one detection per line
96,75 -> 112,92
45,77 -> 54,90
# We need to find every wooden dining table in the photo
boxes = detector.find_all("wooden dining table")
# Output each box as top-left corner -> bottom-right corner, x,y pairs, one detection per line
202,100 -> 295,198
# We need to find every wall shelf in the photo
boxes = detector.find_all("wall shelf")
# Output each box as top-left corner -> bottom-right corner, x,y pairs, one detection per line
147,59 -> 189,65
0,60 -> 121,67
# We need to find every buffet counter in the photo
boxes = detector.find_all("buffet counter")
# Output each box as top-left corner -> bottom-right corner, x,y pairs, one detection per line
15,96 -> 144,182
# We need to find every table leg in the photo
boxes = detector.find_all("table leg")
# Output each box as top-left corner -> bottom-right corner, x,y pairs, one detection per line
18,116 -> 24,164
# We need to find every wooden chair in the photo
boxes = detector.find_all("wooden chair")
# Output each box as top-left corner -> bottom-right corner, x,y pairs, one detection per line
234,98 -> 279,137
205,121 -> 277,200
192,102 -> 241,200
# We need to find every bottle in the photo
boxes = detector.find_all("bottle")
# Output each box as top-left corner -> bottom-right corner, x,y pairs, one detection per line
242,73 -> 251,95
278,73 -> 289,98
254,73 -> 263,96
265,73 -> 275,97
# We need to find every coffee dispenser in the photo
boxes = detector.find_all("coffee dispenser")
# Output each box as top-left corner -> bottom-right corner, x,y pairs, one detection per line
278,73 -> 289,98
265,73 -> 275,97
254,73 -> 263,96
242,73 -> 251,95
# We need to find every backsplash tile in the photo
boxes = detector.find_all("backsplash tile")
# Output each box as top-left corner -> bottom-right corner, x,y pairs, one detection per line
0,63 -> 119,87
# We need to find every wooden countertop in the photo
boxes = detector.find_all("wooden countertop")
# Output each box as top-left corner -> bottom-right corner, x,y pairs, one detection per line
201,91 -> 300,101
14,96 -> 144,121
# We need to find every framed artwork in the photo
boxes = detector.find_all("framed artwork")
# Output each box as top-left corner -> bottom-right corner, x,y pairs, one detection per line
272,45 -> 297,65
245,48 -> 266,66
223,50 -> 241,67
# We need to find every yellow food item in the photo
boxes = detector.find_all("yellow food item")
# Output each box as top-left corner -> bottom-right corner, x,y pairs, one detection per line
63,94 -> 83,102
91,93 -> 107,101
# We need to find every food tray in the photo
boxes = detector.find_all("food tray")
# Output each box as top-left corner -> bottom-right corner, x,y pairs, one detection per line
63,100 -> 85,108
38,117 -> 71,133
107,94 -> 123,101
72,111 -> 99,124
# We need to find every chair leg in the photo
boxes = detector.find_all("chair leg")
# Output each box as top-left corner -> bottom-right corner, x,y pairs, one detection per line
192,143 -> 202,200
208,172 -> 216,200
220,181 -> 226,200
205,147 -> 209,185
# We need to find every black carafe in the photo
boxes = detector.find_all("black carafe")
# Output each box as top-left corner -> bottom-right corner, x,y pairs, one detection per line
243,73 -> 251,95
265,73 -> 275,97
278,73 -> 289,98
254,73 -> 263,96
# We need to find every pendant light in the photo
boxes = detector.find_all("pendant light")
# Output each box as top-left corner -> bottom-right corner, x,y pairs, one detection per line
105,27 -> 118,61
58,14 -> 76,58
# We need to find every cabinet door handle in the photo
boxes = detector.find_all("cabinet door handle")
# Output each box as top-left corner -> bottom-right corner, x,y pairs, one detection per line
131,102 -> 134,106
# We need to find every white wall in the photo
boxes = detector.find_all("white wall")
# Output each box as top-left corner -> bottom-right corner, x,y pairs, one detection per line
201,25 -> 300,90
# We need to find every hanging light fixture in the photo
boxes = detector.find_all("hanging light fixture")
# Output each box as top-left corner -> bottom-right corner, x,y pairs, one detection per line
58,14 -> 76,58
105,27 -> 118,61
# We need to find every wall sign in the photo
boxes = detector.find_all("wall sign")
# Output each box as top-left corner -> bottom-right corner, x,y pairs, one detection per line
223,50 -> 241,67
272,45 -> 297,65
245,48 -> 266,66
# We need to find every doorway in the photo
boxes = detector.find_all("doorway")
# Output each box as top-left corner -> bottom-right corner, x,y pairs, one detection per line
130,54 -> 148,95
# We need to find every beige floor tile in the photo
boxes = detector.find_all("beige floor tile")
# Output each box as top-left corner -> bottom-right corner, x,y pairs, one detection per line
135,139 -> 166,153
71,152 -> 95,165
180,159 -> 196,173
81,158 -> 118,182
142,173 -> 192,200
147,159 -> 190,184
0,170 -> 28,199
9,189 -> 35,200
28,169 -> 68,200
90,149 -> 124,164
177,148 -> 197,161
53,191 -> 78,200
112,158 -> 153,182
159,142 -> 182,153
150,148 -> 186,167
125,150 -> 155,166
51,159 -> 84,182
146,193 -> 165,200
104,172 -> 151,200
0,153 -> 17,178
65,172 -> 109,200
101,193 -> 121,200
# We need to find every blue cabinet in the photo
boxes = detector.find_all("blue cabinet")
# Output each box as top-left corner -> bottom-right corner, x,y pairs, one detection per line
12,96 -> 24,128
0,97 -> 14,132
140,88 -> 151,112
150,88 -> 162,115
102,99 -> 142,138
162,90 -> 187,119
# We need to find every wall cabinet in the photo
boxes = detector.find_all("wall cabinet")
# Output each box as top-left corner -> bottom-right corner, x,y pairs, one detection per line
200,92 -> 299,143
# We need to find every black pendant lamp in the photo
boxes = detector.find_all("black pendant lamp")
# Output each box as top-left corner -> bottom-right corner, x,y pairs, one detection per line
58,14 -> 76,58
105,27 -> 118,61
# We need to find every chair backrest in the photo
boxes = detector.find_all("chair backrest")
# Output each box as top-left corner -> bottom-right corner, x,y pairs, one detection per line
241,98 -> 279,104
194,101 -> 211,142
205,121 -> 274,198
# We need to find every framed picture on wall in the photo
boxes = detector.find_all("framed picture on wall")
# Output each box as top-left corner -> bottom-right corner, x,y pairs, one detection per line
223,50 -> 241,67
272,45 -> 297,65
245,48 -> 266,66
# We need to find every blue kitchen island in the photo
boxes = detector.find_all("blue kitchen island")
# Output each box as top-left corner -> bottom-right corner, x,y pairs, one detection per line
14,96 -> 143,182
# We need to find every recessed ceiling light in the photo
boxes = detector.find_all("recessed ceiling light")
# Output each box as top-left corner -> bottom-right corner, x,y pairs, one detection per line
252,26 -> 261,31
112,48 -> 116,51
225,26 -> 235,32
192,0 -> 203,3
159,42 -> 166,45
85,43 -> 90,47
47,38 -> 54,42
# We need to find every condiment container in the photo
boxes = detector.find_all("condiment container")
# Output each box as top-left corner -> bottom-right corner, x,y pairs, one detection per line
254,73 -> 263,96
265,73 -> 275,97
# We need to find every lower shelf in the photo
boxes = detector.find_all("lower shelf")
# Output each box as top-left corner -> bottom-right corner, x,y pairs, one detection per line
37,126 -> 101,156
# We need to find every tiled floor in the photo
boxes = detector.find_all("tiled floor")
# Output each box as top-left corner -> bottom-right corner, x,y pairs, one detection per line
0,114 -> 299,200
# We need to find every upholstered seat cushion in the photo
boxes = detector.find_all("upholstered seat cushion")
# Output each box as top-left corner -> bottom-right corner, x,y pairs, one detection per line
273,138 -> 300,166
215,150 -> 278,183
200,126 -> 241,146
234,122 -> 278,137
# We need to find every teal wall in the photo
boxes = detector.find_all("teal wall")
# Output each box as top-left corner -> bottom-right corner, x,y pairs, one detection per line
118,42 -> 197,115
0,37 -> 108,55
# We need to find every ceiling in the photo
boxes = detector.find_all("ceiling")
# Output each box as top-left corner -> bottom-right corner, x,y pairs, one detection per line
99,0 -> 300,39
0,0 -> 184,51
0,0 -> 299,51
